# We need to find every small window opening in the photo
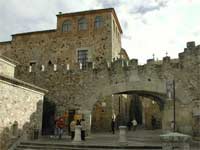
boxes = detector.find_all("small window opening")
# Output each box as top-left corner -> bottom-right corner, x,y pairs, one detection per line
78,18 -> 88,31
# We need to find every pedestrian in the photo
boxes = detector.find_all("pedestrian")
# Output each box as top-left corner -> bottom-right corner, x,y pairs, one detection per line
80,119 -> 86,140
151,116 -> 156,130
56,116 -> 65,139
127,121 -> 132,130
70,119 -> 76,140
132,119 -> 137,131
111,118 -> 115,134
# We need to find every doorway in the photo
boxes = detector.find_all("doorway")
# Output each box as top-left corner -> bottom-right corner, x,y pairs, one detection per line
41,98 -> 56,135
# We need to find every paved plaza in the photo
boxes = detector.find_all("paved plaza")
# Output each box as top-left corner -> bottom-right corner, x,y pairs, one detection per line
42,129 -> 162,146
17,129 -> 199,150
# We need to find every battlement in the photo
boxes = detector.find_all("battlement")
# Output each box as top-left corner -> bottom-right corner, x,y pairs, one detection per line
179,41 -> 200,60
13,41 -> 200,80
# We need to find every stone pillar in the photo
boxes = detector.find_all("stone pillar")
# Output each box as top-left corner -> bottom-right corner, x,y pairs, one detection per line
160,132 -> 192,150
73,125 -> 82,142
118,126 -> 128,145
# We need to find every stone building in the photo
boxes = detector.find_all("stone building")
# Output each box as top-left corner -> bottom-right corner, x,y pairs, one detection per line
0,55 -> 47,150
0,8 -> 124,134
0,8 -> 199,138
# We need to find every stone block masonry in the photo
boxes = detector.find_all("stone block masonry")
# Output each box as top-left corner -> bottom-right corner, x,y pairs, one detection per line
0,57 -> 47,150
9,42 -> 199,135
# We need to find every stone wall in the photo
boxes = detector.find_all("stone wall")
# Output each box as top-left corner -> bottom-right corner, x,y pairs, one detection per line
0,56 -> 46,149
0,77 -> 45,150
2,42 -> 197,135
0,41 -> 11,55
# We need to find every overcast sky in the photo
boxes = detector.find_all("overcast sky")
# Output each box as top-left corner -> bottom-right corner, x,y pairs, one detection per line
0,0 -> 199,64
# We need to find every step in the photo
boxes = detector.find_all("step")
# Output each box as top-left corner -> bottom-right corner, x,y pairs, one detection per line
15,141 -> 162,150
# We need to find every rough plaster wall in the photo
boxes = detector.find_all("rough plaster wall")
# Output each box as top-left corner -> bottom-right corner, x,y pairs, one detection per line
0,42 -> 11,55
0,80 -> 44,150
0,58 -> 15,78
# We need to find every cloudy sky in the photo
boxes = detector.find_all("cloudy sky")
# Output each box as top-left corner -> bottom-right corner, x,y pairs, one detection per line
0,0 -> 199,64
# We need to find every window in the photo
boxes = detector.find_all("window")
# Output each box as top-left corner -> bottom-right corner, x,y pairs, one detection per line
95,16 -> 103,28
29,61 -> 36,72
77,50 -> 88,69
62,20 -> 72,32
78,18 -> 87,31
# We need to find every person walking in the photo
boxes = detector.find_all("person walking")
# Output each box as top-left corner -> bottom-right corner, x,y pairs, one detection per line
127,121 -> 132,130
80,119 -> 86,140
132,119 -> 137,131
70,119 -> 76,140
151,116 -> 156,130
111,118 -> 115,134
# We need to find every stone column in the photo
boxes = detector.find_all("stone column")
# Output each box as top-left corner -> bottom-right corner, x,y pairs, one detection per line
118,126 -> 128,146
160,132 -> 192,150
73,125 -> 82,142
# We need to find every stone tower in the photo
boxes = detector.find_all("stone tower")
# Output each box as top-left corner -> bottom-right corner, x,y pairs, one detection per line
0,8 -> 123,69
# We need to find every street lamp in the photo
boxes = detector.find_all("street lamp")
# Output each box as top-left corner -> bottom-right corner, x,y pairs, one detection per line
172,80 -> 176,132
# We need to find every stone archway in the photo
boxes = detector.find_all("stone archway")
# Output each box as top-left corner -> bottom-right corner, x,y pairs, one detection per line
91,95 -> 113,132
112,90 -> 167,130
90,90 -> 168,132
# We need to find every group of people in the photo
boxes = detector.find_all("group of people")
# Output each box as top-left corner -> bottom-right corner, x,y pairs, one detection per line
55,116 -> 86,141
70,119 -> 86,141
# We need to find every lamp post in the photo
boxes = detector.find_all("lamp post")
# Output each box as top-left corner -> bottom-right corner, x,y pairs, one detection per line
173,80 -> 176,132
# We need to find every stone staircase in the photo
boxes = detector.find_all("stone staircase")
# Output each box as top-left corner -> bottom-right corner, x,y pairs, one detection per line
15,141 -> 162,150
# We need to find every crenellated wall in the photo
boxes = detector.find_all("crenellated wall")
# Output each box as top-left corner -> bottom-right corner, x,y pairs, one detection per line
5,41 -> 197,135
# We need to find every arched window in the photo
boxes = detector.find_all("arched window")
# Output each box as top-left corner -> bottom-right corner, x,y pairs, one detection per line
78,18 -> 87,31
62,20 -> 72,32
95,16 -> 103,28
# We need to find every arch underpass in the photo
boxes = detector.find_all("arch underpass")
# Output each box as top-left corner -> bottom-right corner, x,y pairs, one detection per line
114,90 -> 167,110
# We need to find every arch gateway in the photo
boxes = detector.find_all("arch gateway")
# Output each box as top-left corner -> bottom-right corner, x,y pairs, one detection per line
0,8 -> 199,138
